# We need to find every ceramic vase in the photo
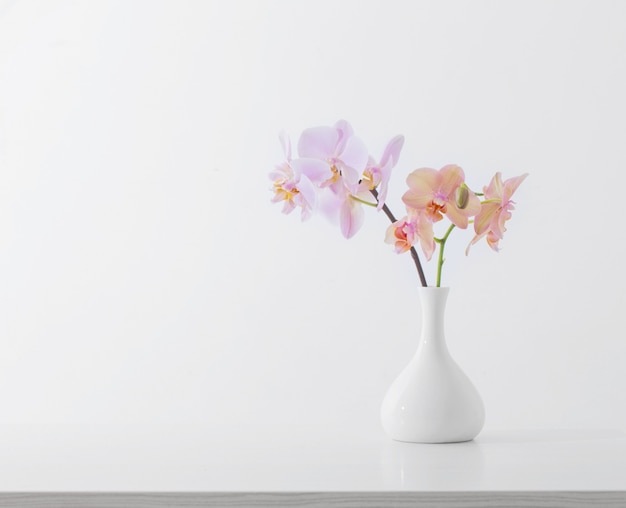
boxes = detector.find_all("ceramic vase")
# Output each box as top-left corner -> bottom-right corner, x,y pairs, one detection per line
381,286 -> 485,443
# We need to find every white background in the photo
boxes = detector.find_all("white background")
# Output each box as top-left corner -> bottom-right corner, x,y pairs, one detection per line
0,0 -> 624,432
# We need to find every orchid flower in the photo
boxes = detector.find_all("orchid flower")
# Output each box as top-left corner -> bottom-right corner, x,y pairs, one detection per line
402,164 -> 481,229
269,132 -> 330,220
466,172 -> 528,253
385,211 -> 435,260
297,120 -> 369,194
269,120 -> 527,288
338,133 -> 405,237
295,120 -> 373,238
360,135 -> 405,210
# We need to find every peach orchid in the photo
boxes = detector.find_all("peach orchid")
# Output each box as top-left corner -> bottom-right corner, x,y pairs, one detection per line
467,172 -> 529,253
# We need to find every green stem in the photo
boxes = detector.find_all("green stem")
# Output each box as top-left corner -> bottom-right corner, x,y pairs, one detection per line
434,224 -> 456,287
351,195 -> 377,207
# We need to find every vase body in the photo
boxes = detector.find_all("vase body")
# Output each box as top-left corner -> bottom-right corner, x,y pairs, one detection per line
381,287 -> 485,443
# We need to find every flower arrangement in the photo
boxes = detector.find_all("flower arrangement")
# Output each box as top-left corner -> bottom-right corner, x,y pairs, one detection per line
270,120 -> 527,287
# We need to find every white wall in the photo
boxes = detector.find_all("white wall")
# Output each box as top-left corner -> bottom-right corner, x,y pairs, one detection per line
0,0 -> 624,431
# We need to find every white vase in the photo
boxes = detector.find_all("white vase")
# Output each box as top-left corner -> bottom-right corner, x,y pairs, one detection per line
381,287 -> 485,443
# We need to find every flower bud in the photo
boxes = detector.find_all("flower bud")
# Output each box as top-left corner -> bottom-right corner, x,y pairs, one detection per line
455,183 -> 470,209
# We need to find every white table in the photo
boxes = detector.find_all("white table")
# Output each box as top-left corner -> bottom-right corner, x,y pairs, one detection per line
0,424 -> 624,507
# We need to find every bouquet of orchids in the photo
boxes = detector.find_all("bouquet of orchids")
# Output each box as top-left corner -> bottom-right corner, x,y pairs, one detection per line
270,120 -> 527,287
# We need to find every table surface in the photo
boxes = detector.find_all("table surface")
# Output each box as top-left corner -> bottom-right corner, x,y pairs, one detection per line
1,423 -> 625,491
1,424 -> 625,506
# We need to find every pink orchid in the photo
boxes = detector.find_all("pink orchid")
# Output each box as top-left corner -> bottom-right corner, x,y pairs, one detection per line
360,135 -> 404,210
312,175 -> 378,239
269,132 -> 330,220
402,164 -> 481,229
467,172 -> 528,253
297,120 -> 369,194
269,163 -> 314,220
334,134 -> 404,238
295,120 -> 373,238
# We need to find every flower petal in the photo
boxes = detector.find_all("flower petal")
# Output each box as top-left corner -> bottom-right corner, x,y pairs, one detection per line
502,173 -> 528,203
438,164 -> 465,197
296,174 -> 317,213
486,230 -> 501,251
402,188 -> 434,210
465,231 -> 487,255
403,168 -> 438,209
340,135 -> 369,174
375,162 -> 392,210
339,196 -> 364,239
290,157 -> 331,185
340,165 -> 362,193
484,172 -> 504,199
316,188 -> 343,223
269,168 -> 288,181
334,119 -> 354,154
379,135 -> 404,168
493,207 -> 510,238
406,168 -> 438,192
297,126 -> 339,159
473,201 -> 501,235
417,217 -> 436,261
384,219 -> 402,245
281,199 -> 296,215
444,203 -> 471,229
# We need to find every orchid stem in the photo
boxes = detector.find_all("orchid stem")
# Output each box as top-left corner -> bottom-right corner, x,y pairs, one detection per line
434,224 -> 456,287
370,189 -> 428,287
351,195 -> 377,207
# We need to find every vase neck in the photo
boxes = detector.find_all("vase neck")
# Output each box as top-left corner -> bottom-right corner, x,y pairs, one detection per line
417,287 -> 450,353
